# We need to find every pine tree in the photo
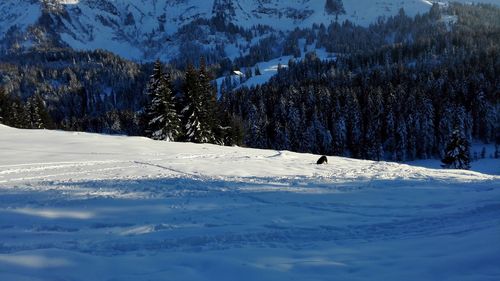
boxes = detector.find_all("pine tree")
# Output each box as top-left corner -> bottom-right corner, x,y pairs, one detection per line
246,97 -> 269,148
4,95 -> 30,129
325,0 -> 345,17
198,58 -> 219,142
254,65 -> 261,76
145,60 -> 181,141
26,94 -> 53,129
441,129 -> 471,169
345,90 -> 362,158
394,116 -> 408,161
182,61 -> 215,143
363,89 -> 384,160
0,88 -> 7,124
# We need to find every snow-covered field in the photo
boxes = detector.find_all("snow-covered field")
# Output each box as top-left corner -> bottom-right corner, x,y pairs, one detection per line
0,125 -> 499,281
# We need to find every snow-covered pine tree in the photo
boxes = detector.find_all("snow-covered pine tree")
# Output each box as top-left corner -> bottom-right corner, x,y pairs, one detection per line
345,90 -> 362,158
441,129 -> 471,170
5,95 -> 30,129
26,94 -> 53,129
286,98 -> 301,151
415,93 -> 434,159
331,93 -> 347,156
363,88 -> 384,160
182,61 -> 215,143
145,61 -> 163,133
0,88 -> 7,124
198,58 -> 219,142
145,60 -> 181,141
384,88 -> 397,159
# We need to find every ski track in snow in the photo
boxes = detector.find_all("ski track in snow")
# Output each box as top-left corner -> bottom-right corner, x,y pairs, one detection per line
0,125 -> 499,281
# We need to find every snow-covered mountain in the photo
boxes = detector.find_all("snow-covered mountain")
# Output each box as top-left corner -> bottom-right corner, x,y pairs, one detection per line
3,0 -> 497,61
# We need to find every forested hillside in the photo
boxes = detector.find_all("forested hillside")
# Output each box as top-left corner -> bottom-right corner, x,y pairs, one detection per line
0,50 -> 148,134
222,3 -> 500,160
0,3 -> 498,162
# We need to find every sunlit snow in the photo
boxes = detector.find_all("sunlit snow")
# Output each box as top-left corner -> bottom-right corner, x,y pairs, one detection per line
0,125 -> 499,280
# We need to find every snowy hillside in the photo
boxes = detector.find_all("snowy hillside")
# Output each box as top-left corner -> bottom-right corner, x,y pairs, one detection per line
0,125 -> 499,280
2,0 -> 497,61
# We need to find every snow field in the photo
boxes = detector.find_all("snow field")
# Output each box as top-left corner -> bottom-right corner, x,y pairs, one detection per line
0,125 -> 499,281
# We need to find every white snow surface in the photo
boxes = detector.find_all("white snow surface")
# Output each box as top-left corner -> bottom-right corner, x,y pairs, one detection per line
0,125 -> 499,281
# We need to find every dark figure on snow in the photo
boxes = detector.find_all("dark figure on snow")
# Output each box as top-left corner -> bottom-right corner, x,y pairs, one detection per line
317,155 -> 328,164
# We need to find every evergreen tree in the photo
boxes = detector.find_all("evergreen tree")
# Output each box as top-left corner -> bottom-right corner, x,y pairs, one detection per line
254,65 -> 261,76
0,88 -> 7,124
325,0 -> 345,17
182,61 -> 215,143
11,98 -> 30,129
363,88 -> 384,160
0,92 -> 30,129
345,90 -> 362,158
246,99 -> 269,148
198,58 -> 220,142
145,60 -> 181,141
441,129 -> 471,169
26,93 -> 54,129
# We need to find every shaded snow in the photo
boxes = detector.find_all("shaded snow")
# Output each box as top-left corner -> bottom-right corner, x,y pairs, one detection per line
409,143 -> 500,175
0,125 -> 499,280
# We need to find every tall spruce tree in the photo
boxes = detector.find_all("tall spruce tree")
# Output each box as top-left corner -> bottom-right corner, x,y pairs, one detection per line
198,58 -> 219,142
182,61 -> 215,143
0,88 -> 7,124
26,94 -> 54,129
1,92 -> 30,129
145,60 -> 181,141
441,129 -> 471,169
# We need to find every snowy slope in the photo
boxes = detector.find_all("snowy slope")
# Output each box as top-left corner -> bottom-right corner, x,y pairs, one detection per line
3,0 -> 496,61
217,41 -> 338,92
0,125 -> 499,281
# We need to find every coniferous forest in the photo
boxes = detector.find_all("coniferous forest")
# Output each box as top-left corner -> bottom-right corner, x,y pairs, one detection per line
0,3 -> 498,163
224,3 -> 500,161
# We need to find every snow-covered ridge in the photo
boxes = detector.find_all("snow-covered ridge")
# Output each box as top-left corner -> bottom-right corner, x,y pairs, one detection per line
0,0 -> 455,61
0,0 -> 498,61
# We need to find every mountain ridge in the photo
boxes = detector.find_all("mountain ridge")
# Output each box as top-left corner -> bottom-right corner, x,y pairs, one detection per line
0,0 -> 439,61
0,0 -> 498,61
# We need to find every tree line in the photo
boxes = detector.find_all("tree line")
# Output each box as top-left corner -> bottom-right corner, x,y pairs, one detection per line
144,59 -> 242,145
